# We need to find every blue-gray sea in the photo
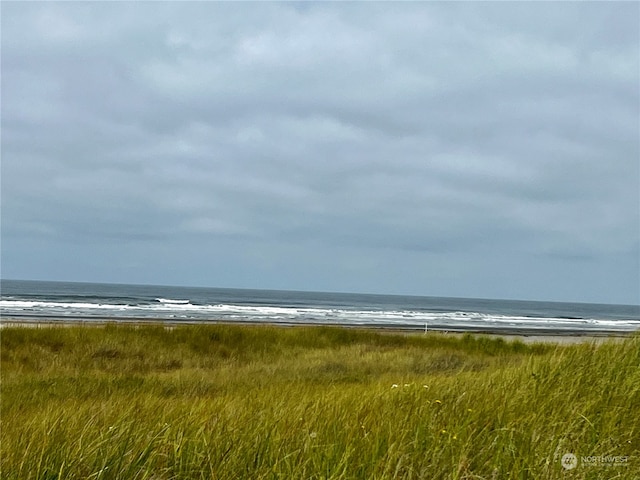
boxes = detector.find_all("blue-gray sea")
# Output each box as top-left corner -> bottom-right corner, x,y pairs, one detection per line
1,280 -> 639,334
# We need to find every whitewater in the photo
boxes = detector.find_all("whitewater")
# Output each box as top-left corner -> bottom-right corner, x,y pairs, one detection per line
1,280 -> 639,334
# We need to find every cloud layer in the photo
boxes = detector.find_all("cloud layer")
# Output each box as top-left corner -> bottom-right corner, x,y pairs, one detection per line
2,2 -> 639,303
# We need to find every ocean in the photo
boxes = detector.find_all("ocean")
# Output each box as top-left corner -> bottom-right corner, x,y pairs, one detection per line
1,280 -> 639,335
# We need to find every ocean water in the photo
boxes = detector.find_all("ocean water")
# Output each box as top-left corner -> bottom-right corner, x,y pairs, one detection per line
1,280 -> 639,334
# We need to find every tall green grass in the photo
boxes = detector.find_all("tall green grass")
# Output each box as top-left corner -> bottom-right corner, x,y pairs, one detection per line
1,324 -> 638,479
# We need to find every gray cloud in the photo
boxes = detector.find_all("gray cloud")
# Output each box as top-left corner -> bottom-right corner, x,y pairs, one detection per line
2,2 -> 638,303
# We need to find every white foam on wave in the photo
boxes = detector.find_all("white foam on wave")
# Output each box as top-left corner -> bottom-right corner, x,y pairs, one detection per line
1,299 -> 639,331
0,300 -> 126,310
156,298 -> 190,305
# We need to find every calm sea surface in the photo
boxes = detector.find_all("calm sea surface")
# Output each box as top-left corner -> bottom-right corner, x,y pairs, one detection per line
1,280 -> 639,334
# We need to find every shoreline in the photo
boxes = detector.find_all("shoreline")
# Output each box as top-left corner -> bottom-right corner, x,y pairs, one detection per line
1,316 -> 635,344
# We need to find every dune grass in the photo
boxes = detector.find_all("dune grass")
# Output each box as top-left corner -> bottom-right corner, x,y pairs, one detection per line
1,324 -> 638,479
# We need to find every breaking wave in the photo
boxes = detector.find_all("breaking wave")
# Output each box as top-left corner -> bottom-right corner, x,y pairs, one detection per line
2,298 -> 639,333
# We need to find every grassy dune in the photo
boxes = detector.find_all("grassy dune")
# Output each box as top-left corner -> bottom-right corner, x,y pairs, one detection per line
1,324 -> 638,479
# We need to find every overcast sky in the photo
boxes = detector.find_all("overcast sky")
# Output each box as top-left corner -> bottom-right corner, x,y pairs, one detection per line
2,2 -> 639,304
